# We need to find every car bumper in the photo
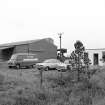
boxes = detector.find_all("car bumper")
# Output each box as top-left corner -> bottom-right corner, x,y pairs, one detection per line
8,63 -> 16,67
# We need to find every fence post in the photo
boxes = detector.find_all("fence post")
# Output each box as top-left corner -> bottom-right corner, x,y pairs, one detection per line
39,67 -> 43,87
19,68 -> 22,76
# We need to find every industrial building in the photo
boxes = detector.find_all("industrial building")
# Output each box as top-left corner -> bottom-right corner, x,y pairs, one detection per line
0,38 -> 57,62
86,48 -> 105,66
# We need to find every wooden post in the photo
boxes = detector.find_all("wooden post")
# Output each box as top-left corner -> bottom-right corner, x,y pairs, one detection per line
39,67 -> 43,87
19,68 -> 22,76
60,70 -> 63,80
77,54 -> 80,81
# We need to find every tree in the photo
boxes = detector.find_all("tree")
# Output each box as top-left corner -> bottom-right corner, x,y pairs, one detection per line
70,40 -> 90,81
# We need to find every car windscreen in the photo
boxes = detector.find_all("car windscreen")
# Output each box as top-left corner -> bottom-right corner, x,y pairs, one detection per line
44,59 -> 61,63
10,54 -> 17,60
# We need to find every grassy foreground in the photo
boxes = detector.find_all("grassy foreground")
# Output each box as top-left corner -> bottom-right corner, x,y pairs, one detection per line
0,67 -> 105,105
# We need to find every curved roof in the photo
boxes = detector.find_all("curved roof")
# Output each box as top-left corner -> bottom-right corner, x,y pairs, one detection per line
0,38 -> 56,48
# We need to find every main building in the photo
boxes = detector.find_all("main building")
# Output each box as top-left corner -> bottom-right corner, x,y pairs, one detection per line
0,38 -> 57,62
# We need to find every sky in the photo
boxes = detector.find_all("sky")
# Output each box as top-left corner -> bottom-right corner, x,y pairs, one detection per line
0,0 -> 105,54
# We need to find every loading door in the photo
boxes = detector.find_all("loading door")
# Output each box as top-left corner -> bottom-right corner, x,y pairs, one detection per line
1,47 -> 14,61
93,53 -> 99,65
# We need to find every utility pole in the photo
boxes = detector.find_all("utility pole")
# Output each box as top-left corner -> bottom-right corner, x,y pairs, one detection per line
28,43 -> 29,54
58,32 -> 64,61
58,32 -> 64,80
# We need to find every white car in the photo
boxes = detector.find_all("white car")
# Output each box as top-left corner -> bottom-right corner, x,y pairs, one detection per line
64,60 -> 72,70
36,59 -> 68,71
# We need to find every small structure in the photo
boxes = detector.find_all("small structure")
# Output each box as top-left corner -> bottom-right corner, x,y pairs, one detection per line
0,38 -> 57,62
86,48 -> 105,66
57,48 -> 67,61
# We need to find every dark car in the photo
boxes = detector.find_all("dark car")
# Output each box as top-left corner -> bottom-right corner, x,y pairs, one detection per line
7,53 -> 39,69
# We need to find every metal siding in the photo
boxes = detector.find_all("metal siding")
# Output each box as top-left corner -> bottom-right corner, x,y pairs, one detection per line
12,40 -> 57,62
29,40 -> 57,62
15,44 -> 28,53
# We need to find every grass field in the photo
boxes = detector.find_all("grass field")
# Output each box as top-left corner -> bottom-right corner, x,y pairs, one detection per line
0,64 -> 105,105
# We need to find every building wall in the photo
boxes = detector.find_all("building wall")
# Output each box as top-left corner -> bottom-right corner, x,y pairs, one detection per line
14,39 -> 57,62
14,44 -> 28,53
29,39 -> 57,62
0,38 -> 57,62
0,50 -> 2,61
86,49 -> 105,66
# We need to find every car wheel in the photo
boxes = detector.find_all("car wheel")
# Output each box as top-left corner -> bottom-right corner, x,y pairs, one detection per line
61,69 -> 66,72
16,64 -> 20,69
56,67 -> 61,71
31,65 -> 35,68
57,68 -> 61,72
28,65 -> 33,69
8,66 -> 12,69
45,67 -> 49,71
26,66 -> 30,69
67,65 -> 71,70
31,65 -> 34,68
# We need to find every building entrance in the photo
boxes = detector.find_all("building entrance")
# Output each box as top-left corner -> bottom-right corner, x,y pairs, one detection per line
1,47 -> 14,61
93,53 -> 99,65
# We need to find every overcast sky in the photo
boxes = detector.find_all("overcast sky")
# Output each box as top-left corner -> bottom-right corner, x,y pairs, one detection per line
0,0 -> 105,53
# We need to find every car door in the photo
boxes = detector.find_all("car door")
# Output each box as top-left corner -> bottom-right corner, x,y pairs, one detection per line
50,60 -> 60,69
16,55 -> 24,66
56,62 -> 62,70
49,62 -> 57,68
22,55 -> 32,66
45,60 -> 57,69
20,55 -> 27,66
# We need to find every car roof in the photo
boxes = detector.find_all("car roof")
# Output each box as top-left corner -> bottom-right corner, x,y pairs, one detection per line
10,53 -> 37,60
44,59 -> 59,61
44,59 -> 60,62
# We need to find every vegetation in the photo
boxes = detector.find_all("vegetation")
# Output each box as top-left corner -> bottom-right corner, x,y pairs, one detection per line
70,40 -> 91,81
0,66 -> 104,105
0,68 -> 104,105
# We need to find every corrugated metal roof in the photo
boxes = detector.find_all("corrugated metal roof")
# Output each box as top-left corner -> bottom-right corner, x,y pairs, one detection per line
0,38 -> 57,49
0,39 -> 41,47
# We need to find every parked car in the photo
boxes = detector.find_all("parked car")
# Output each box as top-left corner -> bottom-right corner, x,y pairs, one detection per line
64,59 -> 72,70
36,59 -> 69,71
7,53 -> 39,69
